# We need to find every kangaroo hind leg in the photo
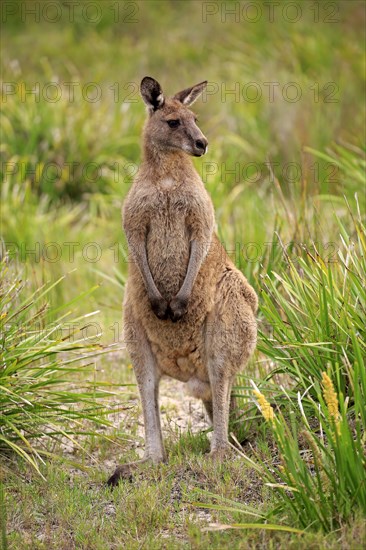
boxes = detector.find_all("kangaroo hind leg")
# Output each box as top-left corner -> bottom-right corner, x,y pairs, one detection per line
108,314 -> 165,486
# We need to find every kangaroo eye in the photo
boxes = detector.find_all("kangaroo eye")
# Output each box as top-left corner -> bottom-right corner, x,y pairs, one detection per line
167,119 -> 180,128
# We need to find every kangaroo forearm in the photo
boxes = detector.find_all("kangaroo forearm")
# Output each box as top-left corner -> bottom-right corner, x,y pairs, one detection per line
177,239 -> 208,299
140,250 -> 162,300
128,237 -> 162,300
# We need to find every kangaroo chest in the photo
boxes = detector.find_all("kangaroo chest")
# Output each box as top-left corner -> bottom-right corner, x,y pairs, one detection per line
146,186 -> 191,300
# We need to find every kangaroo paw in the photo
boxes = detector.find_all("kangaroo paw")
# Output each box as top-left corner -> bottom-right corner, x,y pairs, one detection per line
150,297 -> 169,320
169,296 -> 188,322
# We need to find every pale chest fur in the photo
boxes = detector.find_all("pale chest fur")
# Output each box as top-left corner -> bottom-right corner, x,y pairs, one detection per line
145,183 -> 197,300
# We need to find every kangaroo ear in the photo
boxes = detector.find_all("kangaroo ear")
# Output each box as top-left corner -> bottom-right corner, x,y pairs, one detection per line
140,76 -> 165,112
174,81 -> 207,106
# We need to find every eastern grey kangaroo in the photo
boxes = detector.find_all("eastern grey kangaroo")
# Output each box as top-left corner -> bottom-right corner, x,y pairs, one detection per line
108,77 -> 258,486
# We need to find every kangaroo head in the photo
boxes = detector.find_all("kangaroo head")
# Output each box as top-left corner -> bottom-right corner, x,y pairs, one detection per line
140,76 -> 208,157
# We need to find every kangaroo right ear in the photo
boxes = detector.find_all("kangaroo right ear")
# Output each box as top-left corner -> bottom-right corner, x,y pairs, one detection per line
140,77 -> 165,112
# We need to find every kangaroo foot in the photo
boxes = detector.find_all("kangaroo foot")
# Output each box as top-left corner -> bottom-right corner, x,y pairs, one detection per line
107,459 -> 150,487
208,445 -> 232,461
107,455 -> 166,487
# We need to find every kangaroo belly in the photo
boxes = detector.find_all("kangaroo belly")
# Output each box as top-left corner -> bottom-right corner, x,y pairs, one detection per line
147,222 -> 189,300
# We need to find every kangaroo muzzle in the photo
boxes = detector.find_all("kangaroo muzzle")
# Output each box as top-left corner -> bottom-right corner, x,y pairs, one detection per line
192,136 -> 208,156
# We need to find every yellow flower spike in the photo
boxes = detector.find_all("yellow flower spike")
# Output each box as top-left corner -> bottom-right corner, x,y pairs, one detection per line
301,430 -> 322,471
321,372 -> 341,435
253,389 -> 274,422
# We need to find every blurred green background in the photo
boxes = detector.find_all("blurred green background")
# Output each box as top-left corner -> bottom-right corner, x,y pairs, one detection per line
1,3 -> 366,544
1,0 -> 365,338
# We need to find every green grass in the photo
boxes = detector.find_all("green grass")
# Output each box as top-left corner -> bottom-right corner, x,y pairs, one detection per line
258,196 -> 366,399
1,0 -> 365,547
0,256 -> 128,476
3,438 -> 366,549
248,364 -> 366,533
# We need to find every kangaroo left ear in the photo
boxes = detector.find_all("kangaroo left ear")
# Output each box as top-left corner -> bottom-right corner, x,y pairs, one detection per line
174,81 -> 207,106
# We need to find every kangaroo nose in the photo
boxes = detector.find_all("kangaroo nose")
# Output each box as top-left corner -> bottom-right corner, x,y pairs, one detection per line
195,139 -> 207,151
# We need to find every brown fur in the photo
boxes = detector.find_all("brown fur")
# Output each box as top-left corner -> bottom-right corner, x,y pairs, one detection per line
108,77 -> 258,486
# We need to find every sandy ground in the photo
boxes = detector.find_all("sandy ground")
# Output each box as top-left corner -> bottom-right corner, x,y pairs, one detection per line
160,377 -> 210,432
125,376 -> 211,460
